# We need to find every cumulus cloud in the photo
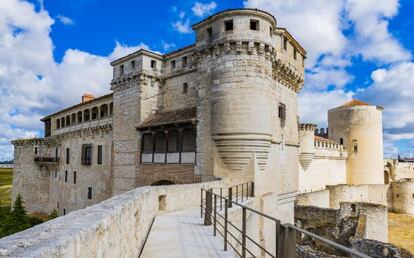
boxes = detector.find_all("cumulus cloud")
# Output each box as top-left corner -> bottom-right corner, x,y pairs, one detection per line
0,0 -> 152,160
192,1 -> 217,17
56,15 -> 74,25
172,18 -> 192,34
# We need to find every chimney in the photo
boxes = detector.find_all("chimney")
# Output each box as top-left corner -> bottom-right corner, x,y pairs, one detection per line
82,94 -> 94,103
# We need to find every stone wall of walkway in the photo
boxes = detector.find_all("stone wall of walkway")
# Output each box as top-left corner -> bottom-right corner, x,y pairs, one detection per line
0,181 -> 223,257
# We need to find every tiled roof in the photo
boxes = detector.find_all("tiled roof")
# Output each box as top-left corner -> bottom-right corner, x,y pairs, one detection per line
338,99 -> 371,108
137,107 -> 197,129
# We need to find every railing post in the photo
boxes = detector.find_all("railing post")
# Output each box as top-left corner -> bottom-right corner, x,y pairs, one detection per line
204,189 -> 212,226
224,199 -> 228,251
236,185 -> 239,202
214,194 -> 217,236
241,184 -> 244,202
250,182 -> 255,197
276,221 -> 281,258
220,188 -> 223,211
200,188 -> 203,218
287,226 -> 296,258
228,187 -> 233,208
242,207 -> 247,258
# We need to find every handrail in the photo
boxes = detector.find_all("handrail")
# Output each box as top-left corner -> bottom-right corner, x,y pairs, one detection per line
201,185 -> 372,258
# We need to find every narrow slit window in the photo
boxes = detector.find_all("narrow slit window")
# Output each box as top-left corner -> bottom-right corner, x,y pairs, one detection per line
278,103 -> 287,127
66,148 -> 70,164
120,65 -> 124,76
206,27 -> 212,38
73,171 -> 77,184
65,170 -> 68,183
97,145 -> 103,165
283,37 -> 288,51
183,83 -> 188,94
88,187 -> 93,200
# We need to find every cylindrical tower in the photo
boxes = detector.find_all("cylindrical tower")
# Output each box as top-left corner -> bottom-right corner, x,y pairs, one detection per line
298,123 -> 317,170
328,99 -> 384,185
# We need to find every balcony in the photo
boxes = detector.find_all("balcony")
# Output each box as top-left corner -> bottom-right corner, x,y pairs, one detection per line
34,157 -> 59,164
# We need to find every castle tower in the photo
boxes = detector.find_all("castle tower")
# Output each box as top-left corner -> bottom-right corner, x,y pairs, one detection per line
328,99 -> 384,185
298,124 -> 317,170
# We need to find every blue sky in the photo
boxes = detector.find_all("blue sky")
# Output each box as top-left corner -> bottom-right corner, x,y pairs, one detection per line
0,0 -> 413,161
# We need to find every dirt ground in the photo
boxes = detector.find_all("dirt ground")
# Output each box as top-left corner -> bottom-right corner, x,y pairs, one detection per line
388,212 -> 414,253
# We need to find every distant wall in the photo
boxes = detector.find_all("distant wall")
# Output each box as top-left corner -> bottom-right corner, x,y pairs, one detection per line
0,181 -> 222,257
327,184 -> 388,209
296,189 -> 330,208
388,179 -> 414,215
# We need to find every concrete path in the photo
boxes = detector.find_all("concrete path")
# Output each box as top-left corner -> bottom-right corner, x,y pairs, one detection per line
140,208 -> 236,258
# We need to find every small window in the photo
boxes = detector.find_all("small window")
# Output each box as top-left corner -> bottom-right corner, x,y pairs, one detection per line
120,65 -> 124,76
82,144 -> 92,165
54,171 -> 58,179
351,204 -> 356,212
225,20 -> 233,31
250,19 -> 259,31
97,145 -> 103,165
269,26 -> 273,36
142,133 -> 154,153
183,83 -> 188,94
171,60 -> 176,69
88,187 -> 92,200
34,147 -> 38,155
278,103 -> 286,127
283,37 -> 288,51
396,194 -> 400,198
57,202 -> 59,209
352,139 -> 358,153
65,170 -> 68,183
131,60 -> 135,69
182,56 -> 188,67
294,48 -> 297,60
340,138 -> 344,145
206,27 -> 212,38
412,193 -> 414,199
66,148 -> 70,164
63,208 -> 66,215
73,171 -> 77,184
151,60 -> 156,68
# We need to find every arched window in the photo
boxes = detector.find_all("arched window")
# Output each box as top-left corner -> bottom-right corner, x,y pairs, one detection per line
91,107 -> 98,120
109,103 -> 113,116
71,113 -> 76,125
61,118 -> 65,127
77,111 -> 83,123
352,139 -> 358,153
340,138 -> 344,145
100,104 -> 108,118
56,119 -> 60,129
84,109 -> 90,122
66,115 -> 70,126
182,128 -> 196,152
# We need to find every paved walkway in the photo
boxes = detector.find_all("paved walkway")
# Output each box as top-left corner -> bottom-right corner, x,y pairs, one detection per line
140,208 -> 236,258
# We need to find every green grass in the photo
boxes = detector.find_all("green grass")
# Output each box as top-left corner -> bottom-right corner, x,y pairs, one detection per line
0,168 -> 12,207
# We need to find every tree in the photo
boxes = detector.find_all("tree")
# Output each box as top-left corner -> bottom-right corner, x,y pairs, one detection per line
2,194 -> 31,236
48,209 -> 58,220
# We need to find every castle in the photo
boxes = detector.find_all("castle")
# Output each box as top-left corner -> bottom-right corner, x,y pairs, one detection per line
11,8 -> 414,231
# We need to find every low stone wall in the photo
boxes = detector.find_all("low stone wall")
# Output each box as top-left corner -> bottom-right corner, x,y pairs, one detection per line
296,189 -> 330,208
351,239 -> 413,258
327,184 -> 389,209
0,181 -> 223,257
388,179 -> 414,215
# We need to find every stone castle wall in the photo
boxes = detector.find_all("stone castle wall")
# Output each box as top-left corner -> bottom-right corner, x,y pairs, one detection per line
388,179 -> 414,215
0,181 -> 223,257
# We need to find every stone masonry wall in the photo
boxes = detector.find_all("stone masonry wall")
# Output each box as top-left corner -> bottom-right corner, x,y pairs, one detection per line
0,181 -> 223,257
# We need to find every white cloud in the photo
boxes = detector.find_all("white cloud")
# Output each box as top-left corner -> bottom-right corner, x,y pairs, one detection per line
56,15 -> 74,26
162,41 -> 176,51
172,18 -> 191,34
192,1 -> 217,17
0,0 -> 154,160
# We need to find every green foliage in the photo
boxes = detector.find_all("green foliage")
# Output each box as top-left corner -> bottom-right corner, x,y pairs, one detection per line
48,209 -> 59,220
0,168 -> 13,207
0,194 -> 45,238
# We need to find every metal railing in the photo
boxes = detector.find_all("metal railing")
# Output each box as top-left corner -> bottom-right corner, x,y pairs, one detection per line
201,184 -> 372,258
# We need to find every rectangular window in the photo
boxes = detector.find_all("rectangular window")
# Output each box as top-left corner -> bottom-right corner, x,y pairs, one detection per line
278,103 -> 286,127
151,60 -> 156,68
167,131 -> 179,152
294,48 -> 297,60
171,60 -> 176,69
250,19 -> 259,31
97,145 -> 103,165
154,132 -> 166,153
182,128 -> 196,152
120,65 -> 124,76
142,133 -> 154,153
283,37 -> 288,51
206,27 -> 212,38
182,56 -> 188,67
65,170 -> 68,183
88,187 -> 92,200
131,60 -> 135,69
66,148 -> 70,164
225,20 -> 233,31
183,83 -> 188,94
81,144 -> 92,165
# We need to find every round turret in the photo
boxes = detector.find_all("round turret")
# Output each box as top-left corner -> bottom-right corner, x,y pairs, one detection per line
298,123 -> 317,170
328,99 -> 384,185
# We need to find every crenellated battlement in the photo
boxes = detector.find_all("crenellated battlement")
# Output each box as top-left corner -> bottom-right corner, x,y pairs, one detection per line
299,123 -> 317,131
